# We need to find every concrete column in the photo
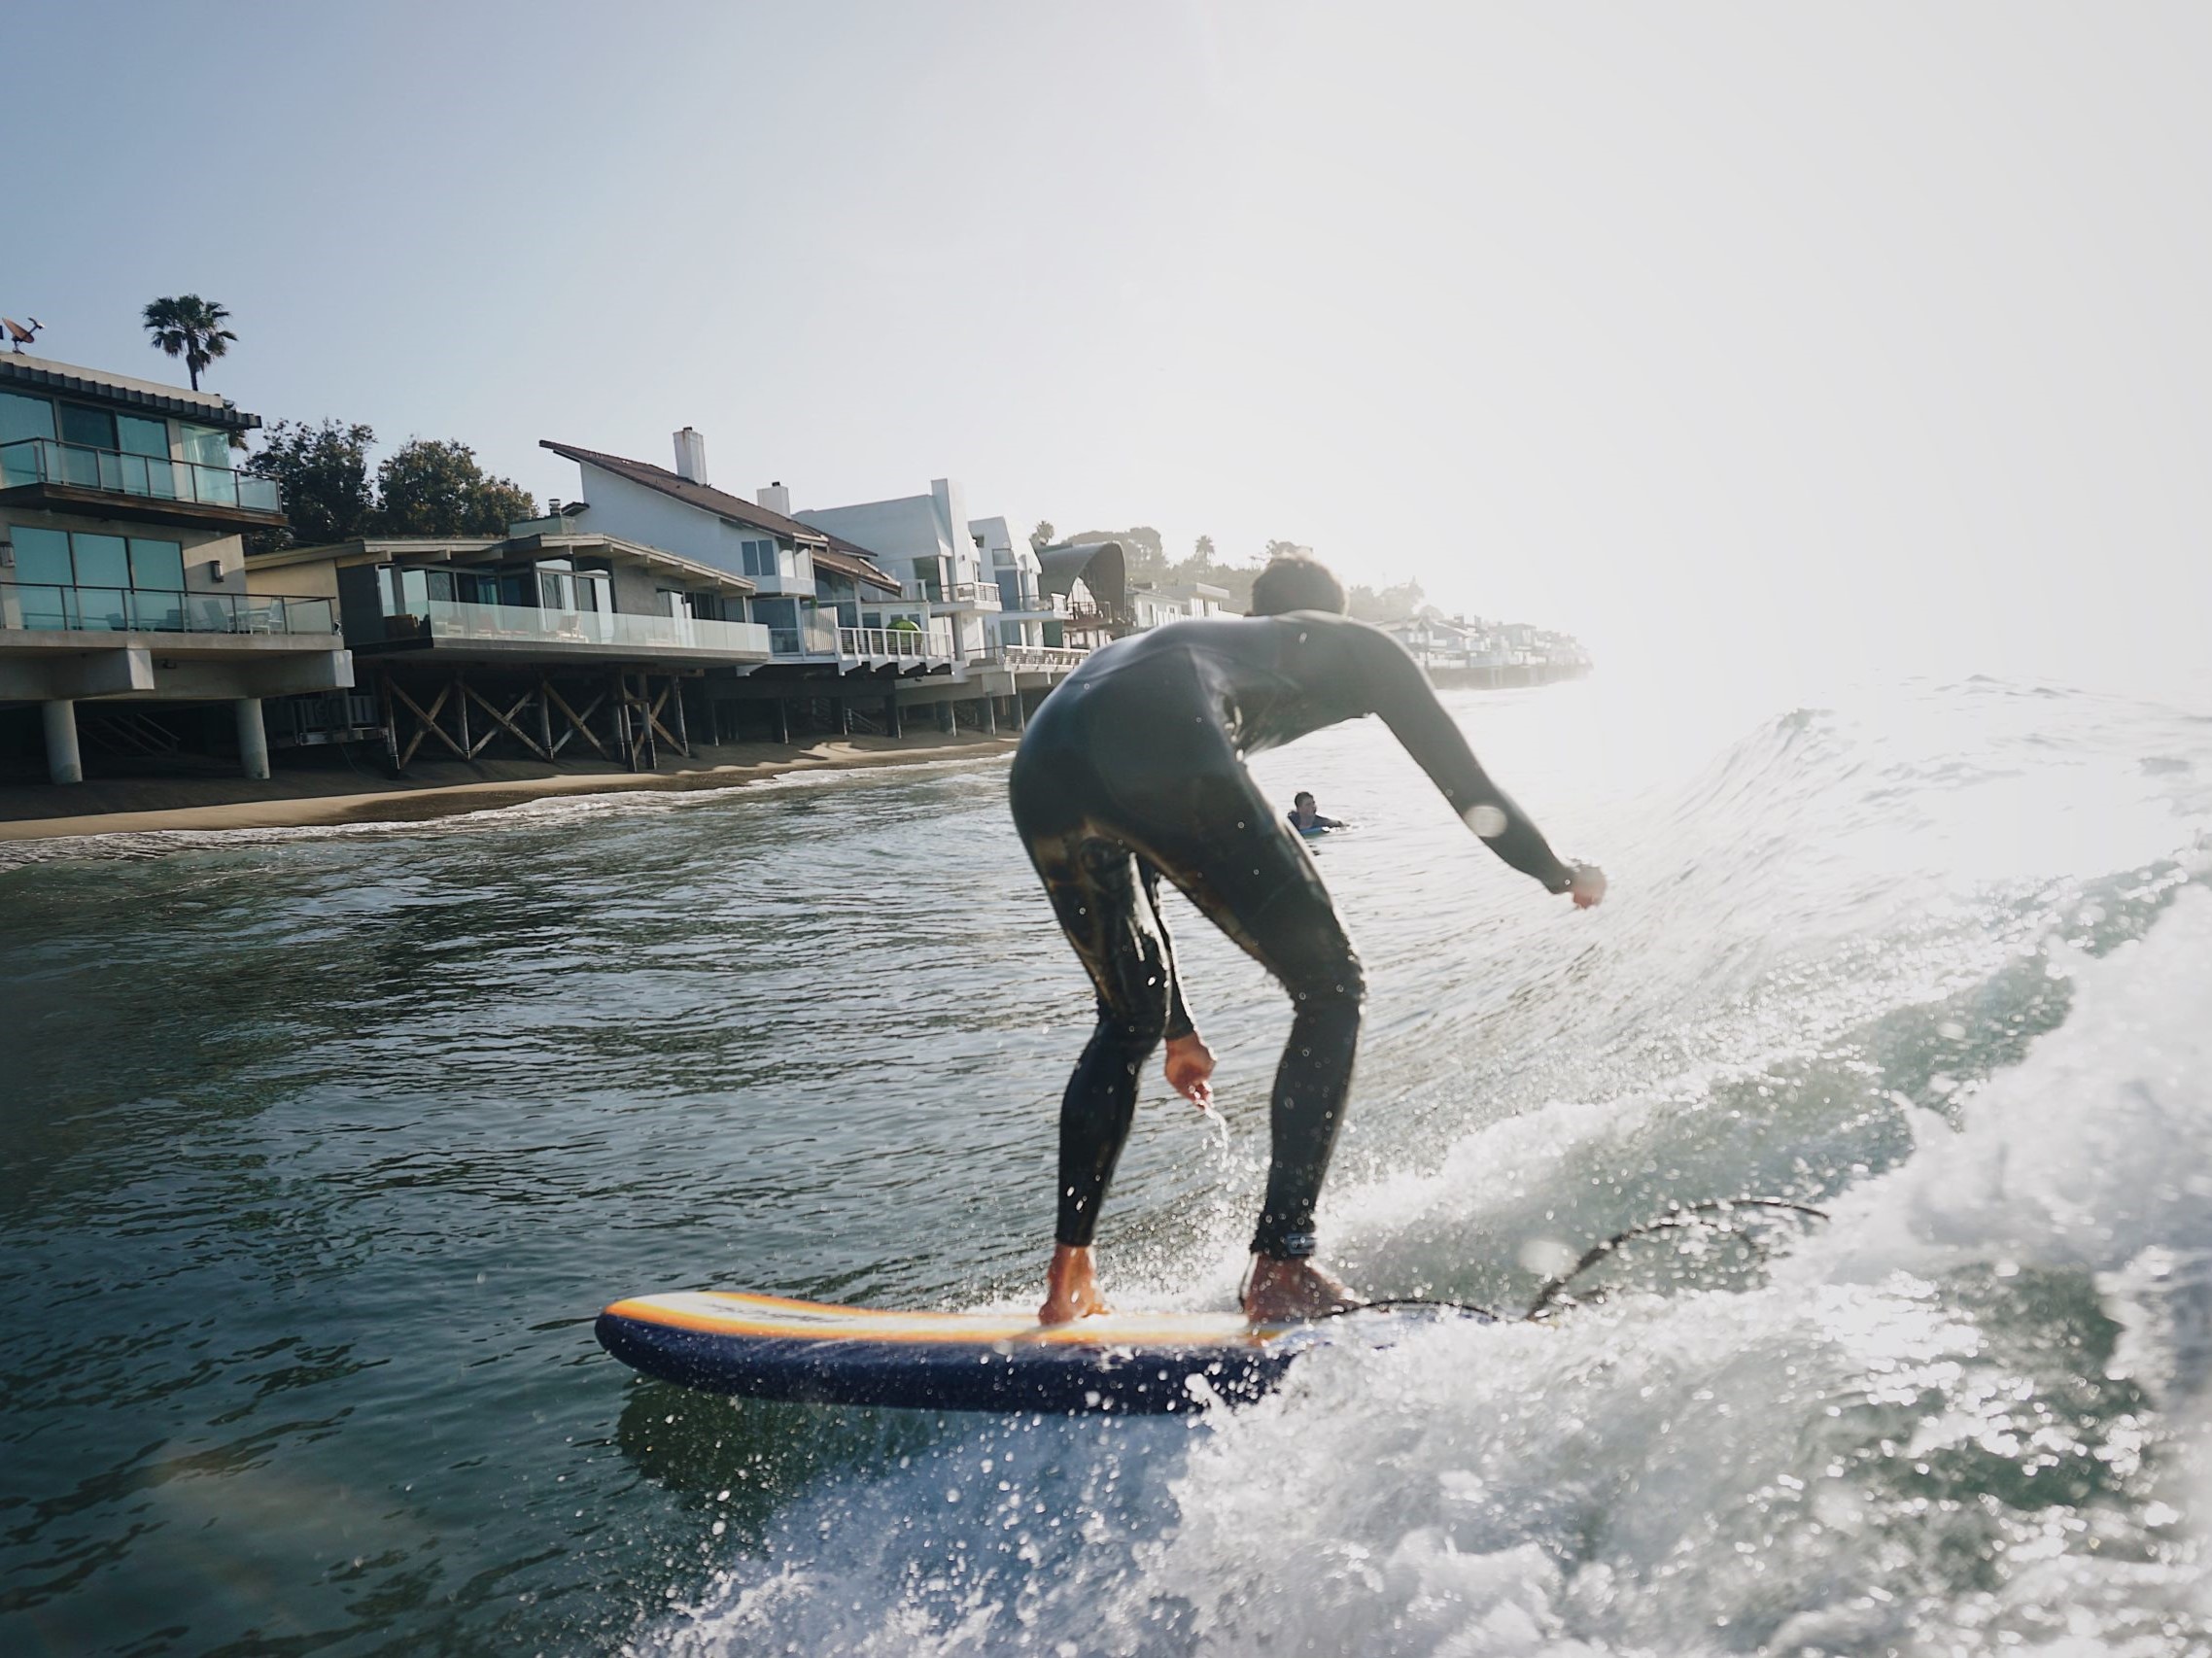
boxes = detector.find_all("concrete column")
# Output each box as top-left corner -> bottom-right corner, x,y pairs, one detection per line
885,694 -> 902,738
233,698 -> 271,780
42,699 -> 83,785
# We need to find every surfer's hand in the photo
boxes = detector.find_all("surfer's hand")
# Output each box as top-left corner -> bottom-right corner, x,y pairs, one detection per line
1568,863 -> 1607,910
1164,1034 -> 1216,1110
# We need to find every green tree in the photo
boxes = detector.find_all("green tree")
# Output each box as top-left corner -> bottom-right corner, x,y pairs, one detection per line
142,294 -> 236,391
1030,520 -> 1056,548
1071,525 -> 1169,586
1192,534 -> 1217,565
244,419 -> 376,549
372,438 -> 536,536
1347,577 -> 1426,623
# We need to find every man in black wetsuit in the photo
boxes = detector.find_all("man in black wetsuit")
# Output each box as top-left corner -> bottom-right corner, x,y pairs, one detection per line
1288,792 -> 1344,834
1009,555 -> 1605,1325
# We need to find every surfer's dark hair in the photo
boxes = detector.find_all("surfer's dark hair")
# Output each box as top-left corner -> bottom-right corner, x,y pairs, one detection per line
1250,554 -> 1347,617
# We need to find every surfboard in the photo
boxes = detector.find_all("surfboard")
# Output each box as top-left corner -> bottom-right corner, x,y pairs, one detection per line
595,1290 -> 1481,1414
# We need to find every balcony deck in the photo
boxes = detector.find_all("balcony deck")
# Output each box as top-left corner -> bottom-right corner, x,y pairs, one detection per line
360,599 -> 775,666
0,438 -> 286,530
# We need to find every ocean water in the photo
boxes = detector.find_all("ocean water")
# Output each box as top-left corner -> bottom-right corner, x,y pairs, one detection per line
2,672 -> 2209,1656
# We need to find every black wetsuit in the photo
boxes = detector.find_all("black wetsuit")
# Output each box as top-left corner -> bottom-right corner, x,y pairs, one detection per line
1008,611 -> 1576,1260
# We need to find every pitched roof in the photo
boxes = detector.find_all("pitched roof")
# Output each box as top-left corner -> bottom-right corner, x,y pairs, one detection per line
539,439 -> 904,597
811,539 -> 906,596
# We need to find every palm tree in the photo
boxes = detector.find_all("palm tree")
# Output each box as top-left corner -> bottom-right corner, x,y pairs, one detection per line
141,295 -> 237,391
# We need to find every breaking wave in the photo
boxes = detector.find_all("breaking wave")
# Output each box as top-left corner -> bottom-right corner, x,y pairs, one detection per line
637,677 -> 2212,1656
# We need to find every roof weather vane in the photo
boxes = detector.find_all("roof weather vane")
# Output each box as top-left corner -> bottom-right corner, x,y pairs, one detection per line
3,316 -> 42,353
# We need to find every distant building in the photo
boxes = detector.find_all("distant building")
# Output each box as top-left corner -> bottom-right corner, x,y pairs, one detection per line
1032,540 -> 1131,651
0,354 -> 350,783
971,514 -> 1063,650
1382,607 -> 1590,686
795,479 -> 1006,664
1126,580 -> 1231,630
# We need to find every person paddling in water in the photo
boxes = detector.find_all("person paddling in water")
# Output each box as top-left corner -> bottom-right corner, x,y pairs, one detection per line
1288,791 -> 1344,835
1010,553 -> 1606,1325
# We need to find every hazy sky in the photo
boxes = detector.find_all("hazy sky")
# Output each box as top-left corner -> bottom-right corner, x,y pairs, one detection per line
9,3 -> 2208,691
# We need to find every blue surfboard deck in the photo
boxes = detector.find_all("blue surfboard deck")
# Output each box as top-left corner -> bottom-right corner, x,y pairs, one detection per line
596,1291 -> 1479,1414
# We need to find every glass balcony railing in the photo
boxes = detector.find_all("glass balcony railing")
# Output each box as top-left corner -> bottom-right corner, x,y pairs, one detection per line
839,624 -> 956,659
1,579 -> 335,636
401,597 -> 772,657
0,437 -> 283,514
765,611 -> 842,657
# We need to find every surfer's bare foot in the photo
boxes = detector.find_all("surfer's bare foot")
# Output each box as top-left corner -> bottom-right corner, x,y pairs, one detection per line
1039,1243 -> 1111,1325
1242,1255 -> 1365,1323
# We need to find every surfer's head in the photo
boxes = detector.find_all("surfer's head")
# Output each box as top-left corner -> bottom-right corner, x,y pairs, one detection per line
1295,791 -> 1316,812
1251,553 -> 1346,617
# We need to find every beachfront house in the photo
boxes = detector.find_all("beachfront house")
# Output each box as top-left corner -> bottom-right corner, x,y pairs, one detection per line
1033,540 -> 1132,651
246,516 -> 777,769
1126,579 -> 1231,631
1381,609 -> 1592,686
972,515 -> 1064,652
793,478 -> 1009,665
0,354 -> 350,784
539,434 -> 870,660
534,432 -> 1087,743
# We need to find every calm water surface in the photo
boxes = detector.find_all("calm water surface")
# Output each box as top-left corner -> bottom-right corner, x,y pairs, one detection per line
4,674 -> 2211,1655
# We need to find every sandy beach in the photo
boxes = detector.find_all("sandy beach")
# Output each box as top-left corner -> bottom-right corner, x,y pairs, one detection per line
0,730 -> 1018,842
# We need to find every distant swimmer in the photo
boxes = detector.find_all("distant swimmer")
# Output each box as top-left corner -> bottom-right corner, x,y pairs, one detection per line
1009,552 -> 1606,1326
1288,792 -> 1344,836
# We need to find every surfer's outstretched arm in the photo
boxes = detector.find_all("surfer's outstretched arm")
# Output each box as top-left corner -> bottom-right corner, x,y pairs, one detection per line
1351,630 -> 1593,896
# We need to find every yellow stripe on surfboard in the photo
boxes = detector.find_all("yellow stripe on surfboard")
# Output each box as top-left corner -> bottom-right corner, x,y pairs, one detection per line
602,1291 -> 1292,1349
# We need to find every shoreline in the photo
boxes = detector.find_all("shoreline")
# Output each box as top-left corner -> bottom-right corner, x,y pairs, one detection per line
0,731 -> 1019,843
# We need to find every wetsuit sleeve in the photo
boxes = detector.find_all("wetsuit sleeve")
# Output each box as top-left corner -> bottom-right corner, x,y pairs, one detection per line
1353,629 -> 1577,892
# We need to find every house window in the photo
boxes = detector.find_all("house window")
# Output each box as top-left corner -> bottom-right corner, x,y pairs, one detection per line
118,415 -> 170,460
10,527 -> 193,630
0,391 -> 55,446
128,537 -> 185,590
178,425 -> 229,468
740,538 -> 786,580
58,404 -> 117,451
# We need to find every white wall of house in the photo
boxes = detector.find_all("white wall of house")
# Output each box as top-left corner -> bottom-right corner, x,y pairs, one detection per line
801,479 -> 996,657
573,463 -> 814,598
798,482 -> 977,584
1129,588 -> 1189,631
972,515 -> 1046,647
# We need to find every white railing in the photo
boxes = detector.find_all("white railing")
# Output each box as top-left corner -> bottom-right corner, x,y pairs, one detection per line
413,599 -> 771,656
989,644 -> 1089,672
901,579 -> 1003,611
841,624 -> 956,659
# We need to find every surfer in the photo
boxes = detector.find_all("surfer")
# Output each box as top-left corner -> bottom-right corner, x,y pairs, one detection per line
1010,552 -> 1605,1325
1288,792 -> 1344,835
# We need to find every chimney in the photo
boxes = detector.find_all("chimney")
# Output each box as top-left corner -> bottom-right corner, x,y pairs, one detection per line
757,481 -> 791,517
673,428 -> 709,484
